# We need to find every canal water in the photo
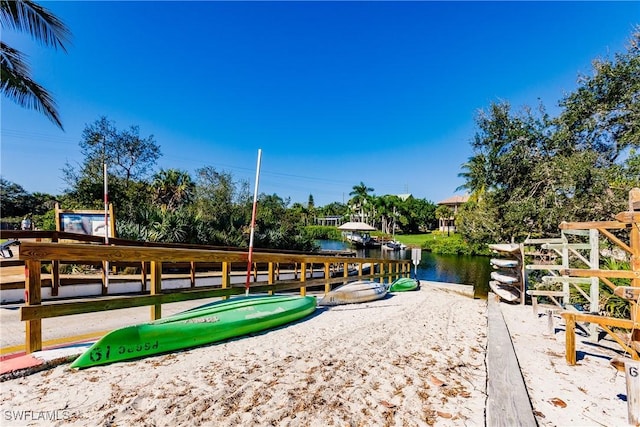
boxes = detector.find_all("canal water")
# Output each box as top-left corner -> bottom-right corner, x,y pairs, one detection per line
317,240 -> 492,298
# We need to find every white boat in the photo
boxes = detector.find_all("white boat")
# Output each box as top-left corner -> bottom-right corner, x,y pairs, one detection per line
489,281 -> 521,302
488,243 -> 521,253
490,258 -> 519,269
490,271 -> 519,284
318,280 -> 387,306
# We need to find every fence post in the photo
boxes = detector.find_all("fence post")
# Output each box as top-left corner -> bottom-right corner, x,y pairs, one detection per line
268,262 -> 275,295
324,262 -> 330,294
25,260 -> 42,353
221,261 -> 230,300
150,261 -> 162,320
625,359 -> 640,426
300,262 -> 307,296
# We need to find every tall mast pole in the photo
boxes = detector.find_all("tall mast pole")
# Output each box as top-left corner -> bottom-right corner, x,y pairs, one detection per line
245,149 -> 262,296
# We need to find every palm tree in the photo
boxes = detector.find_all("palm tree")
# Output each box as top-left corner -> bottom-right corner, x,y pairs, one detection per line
1,0 -> 71,129
348,182 -> 374,223
151,169 -> 195,211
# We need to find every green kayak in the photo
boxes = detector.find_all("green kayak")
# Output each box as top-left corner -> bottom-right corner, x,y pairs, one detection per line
71,294 -> 316,369
389,277 -> 420,292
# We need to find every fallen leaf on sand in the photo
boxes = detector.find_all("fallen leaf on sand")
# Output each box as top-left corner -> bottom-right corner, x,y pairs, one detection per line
430,375 -> 446,387
549,397 -> 567,408
380,400 -> 396,409
437,411 -> 452,418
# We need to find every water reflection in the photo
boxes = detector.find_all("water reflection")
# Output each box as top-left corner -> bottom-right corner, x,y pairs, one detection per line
316,240 -> 491,298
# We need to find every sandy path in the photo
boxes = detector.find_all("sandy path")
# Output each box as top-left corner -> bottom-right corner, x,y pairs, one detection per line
0,286 -> 487,426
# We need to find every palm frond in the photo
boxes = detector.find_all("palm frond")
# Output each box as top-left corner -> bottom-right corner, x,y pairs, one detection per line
0,0 -> 71,51
1,42 -> 63,129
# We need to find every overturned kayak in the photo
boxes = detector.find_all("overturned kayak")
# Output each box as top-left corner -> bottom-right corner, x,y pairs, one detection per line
489,281 -> 521,302
389,277 -> 420,292
490,258 -> 519,269
71,294 -> 316,369
490,271 -> 519,284
318,280 -> 387,306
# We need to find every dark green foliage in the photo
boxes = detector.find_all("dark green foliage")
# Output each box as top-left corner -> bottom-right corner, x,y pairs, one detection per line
458,29 -> 639,244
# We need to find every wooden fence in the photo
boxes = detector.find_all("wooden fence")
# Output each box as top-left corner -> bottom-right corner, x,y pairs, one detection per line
16,241 -> 411,354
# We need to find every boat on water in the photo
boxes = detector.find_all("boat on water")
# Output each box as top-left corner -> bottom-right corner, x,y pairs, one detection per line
389,277 -> 420,292
489,281 -> 520,302
490,258 -> 519,269
382,241 -> 402,251
490,271 -> 519,284
70,294 -> 317,369
318,280 -> 387,306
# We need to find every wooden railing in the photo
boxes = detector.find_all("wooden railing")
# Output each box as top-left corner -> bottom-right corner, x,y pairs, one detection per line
17,241 -> 411,353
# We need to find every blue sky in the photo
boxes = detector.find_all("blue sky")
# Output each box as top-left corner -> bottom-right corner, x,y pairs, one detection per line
2,1 -> 638,207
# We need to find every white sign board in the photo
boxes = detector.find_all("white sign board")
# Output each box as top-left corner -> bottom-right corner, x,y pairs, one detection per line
411,248 -> 422,265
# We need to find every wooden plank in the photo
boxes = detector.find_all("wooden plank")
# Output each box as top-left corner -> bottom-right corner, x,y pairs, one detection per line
616,212 -> 640,223
150,261 -> 162,320
625,359 -> 640,426
561,268 -> 640,279
563,312 -> 576,365
560,220 -> 628,230
486,295 -> 537,426
25,260 -> 42,353
614,287 -> 640,301
541,243 -> 591,250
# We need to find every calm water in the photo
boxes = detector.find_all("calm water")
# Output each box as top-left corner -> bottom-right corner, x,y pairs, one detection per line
317,240 -> 492,298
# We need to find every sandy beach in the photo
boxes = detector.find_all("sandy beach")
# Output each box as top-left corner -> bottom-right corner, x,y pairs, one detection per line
0,283 -> 631,426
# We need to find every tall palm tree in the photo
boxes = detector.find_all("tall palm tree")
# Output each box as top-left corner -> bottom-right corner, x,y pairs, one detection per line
1,0 -> 71,129
348,182 -> 374,223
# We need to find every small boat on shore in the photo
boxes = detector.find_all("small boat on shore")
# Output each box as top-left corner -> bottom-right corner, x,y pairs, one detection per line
488,243 -> 521,254
489,280 -> 520,302
490,271 -> 519,284
490,258 -> 519,269
389,277 -> 420,292
318,280 -> 387,306
70,294 -> 317,369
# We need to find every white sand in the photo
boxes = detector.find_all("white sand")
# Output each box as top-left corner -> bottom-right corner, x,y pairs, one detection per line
500,302 -> 629,427
0,285 -> 632,426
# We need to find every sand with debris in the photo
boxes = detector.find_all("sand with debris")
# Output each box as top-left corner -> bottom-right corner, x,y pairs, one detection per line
0,283 -> 631,426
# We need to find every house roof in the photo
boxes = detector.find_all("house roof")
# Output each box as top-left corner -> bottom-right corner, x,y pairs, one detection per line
437,194 -> 470,205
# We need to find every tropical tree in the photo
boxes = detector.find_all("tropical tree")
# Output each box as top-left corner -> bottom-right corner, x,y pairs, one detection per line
1,0 -> 71,129
151,169 -> 195,211
348,182 -> 374,223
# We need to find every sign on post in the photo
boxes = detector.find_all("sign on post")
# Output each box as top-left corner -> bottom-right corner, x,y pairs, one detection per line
411,248 -> 422,278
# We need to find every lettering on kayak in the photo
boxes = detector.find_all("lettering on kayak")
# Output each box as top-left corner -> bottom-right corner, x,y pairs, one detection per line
183,316 -> 220,324
244,306 -> 285,319
115,340 -> 159,356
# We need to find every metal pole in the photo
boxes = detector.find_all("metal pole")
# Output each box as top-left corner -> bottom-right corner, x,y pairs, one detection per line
104,162 -> 109,289
245,149 -> 262,295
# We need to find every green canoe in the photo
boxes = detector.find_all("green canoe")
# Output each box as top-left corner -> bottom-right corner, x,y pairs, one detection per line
70,294 -> 316,369
389,277 -> 420,292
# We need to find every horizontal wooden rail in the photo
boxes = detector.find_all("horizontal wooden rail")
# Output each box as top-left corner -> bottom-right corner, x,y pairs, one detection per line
14,241 -> 411,353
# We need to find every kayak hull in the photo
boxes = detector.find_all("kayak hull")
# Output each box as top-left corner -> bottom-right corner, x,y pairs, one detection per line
318,280 -> 387,306
71,295 -> 316,369
389,277 -> 420,292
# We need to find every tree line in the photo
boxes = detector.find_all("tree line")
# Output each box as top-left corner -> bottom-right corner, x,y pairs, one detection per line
1,116 -> 439,250
456,28 -> 640,251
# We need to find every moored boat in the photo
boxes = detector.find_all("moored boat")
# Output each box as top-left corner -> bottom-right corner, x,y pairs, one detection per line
388,277 -> 420,292
318,280 -> 387,306
70,294 -> 317,369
